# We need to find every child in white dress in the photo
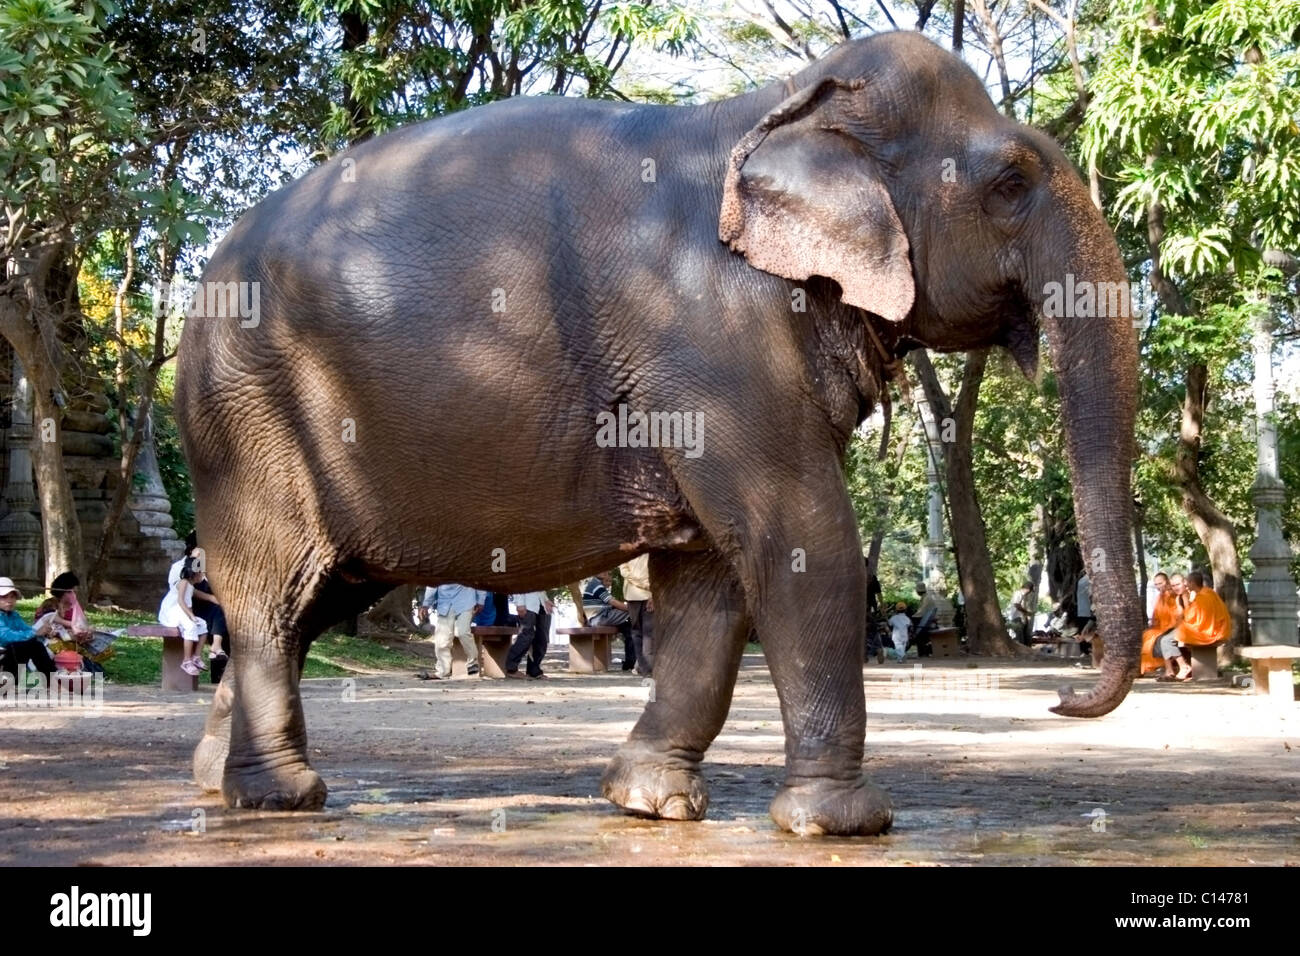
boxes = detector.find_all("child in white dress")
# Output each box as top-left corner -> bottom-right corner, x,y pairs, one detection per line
159,556 -> 209,676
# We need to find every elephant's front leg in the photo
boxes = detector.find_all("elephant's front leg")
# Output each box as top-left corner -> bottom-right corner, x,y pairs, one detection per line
753,485 -> 892,836
601,550 -> 751,820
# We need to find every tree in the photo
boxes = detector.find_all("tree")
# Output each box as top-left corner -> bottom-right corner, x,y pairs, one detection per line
303,0 -> 699,144
83,0 -> 334,598
1083,0 -> 1300,644
0,0 -> 140,584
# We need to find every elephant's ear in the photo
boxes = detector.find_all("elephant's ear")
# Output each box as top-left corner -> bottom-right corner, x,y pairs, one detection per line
719,78 -> 914,324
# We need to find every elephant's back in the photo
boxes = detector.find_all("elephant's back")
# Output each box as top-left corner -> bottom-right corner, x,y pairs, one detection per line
179,96 -> 719,395
174,94 -> 720,475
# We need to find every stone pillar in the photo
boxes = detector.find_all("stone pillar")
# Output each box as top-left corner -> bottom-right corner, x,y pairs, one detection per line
126,408 -> 182,549
1246,308 -> 1298,646
0,355 -> 43,591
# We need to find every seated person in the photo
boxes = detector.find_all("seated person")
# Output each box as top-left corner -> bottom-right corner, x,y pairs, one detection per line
171,533 -> 227,664
1140,572 -> 1180,676
583,571 -> 634,671
472,592 -> 497,627
159,556 -> 210,677
0,576 -> 54,685
1154,570 -> 1230,681
32,570 -> 103,673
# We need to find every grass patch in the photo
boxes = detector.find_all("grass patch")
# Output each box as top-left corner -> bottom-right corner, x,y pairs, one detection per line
8,598 -> 428,685
303,632 -> 422,678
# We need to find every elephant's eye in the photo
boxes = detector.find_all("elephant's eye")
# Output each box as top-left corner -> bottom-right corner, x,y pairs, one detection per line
984,167 -> 1032,219
993,169 -> 1028,201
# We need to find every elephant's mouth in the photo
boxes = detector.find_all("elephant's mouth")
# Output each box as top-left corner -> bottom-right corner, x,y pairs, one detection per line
992,284 -> 1040,379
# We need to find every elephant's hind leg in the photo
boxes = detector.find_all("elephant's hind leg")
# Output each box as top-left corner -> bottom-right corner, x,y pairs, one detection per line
202,558 -> 386,811
601,550 -> 750,821
194,671 -> 234,792
216,587 -> 328,810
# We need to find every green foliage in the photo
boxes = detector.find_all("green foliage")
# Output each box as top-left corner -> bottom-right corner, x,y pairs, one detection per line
1085,0 -> 1300,284
845,402 -> 929,596
0,0 -> 139,252
302,0 -> 698,142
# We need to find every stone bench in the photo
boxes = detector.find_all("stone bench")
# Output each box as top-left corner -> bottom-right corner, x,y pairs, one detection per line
470,625 -> 519,679
1187,641 -> 1224,681
558,626 -> 618,673
927,627 -> 961,659
1237,645 -> 1300,706
124,624 -> 196,692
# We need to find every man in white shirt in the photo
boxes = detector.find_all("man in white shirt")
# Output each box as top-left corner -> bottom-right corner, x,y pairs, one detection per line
887,602 -> 912,661
506,590 -> 553,680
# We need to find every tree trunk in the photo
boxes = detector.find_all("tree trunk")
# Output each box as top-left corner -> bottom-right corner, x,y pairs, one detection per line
1176,363 -> 1250,645
0,252 -> 84,586
912,350 -> 1019,655
1133,501 -> 1148,611
362,584 -> 417,633
865,395 -> 912,584
340,10 -> 372,143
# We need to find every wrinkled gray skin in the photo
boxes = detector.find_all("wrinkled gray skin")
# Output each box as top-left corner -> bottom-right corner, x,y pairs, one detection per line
178,30 -> 1142,835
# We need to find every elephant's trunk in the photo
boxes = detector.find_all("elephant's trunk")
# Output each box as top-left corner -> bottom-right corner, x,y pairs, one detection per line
1032,178 -> 1144,717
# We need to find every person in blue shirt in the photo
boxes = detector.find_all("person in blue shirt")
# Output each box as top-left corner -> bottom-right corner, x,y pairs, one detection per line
426,584 -> 486,680
0,576 -> 54,685
472,593 -> 497,627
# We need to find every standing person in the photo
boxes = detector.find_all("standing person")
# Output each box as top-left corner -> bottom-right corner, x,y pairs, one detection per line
1009,580 -> 1035,646
505,590 -> 552,679
1140,572 -> 1180,676
620,554 -> 653,676
0,577 -> 54,685
866,563 -> 882,618
431,583 -> 485,680
159,556 -> 209,677
887,601 -> 912,662
1156,570 -> 1231,681
583,571 -> 633,671
1075,572 -> 1094,632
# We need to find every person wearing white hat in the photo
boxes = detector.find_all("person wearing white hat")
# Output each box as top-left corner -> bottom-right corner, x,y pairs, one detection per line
0,577 -> 55,684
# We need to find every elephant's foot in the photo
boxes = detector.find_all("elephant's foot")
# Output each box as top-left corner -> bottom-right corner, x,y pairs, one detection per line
194,676 -> 234,792
770,776 -> 893,836
193,732 -> 229,793
601,745 -> 709,821
222,761 -> 327,811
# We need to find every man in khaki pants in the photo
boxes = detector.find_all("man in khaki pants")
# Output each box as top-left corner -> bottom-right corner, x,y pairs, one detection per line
429,584 -> 485,679
620,554 -> 653,677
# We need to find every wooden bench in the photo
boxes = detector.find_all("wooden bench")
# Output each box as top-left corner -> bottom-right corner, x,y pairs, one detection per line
558,627 -> 618,673
124,624 -> 196,692
927,627 -> 961,659
470,625 -> 519,679
1237,645 -> 1300,706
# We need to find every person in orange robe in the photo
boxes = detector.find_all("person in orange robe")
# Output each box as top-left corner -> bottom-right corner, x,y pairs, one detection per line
1156,570 -> 1231,681
1140,572 -> 1180,676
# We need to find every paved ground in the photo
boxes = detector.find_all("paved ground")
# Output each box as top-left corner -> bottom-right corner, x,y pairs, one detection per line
1,655 -> 1296,865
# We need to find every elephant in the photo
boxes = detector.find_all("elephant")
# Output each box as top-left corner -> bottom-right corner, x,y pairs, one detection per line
177,29 -> 1142,836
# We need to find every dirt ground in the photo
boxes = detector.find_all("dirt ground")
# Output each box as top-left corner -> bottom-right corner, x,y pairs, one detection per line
2,653 -> 1297,866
